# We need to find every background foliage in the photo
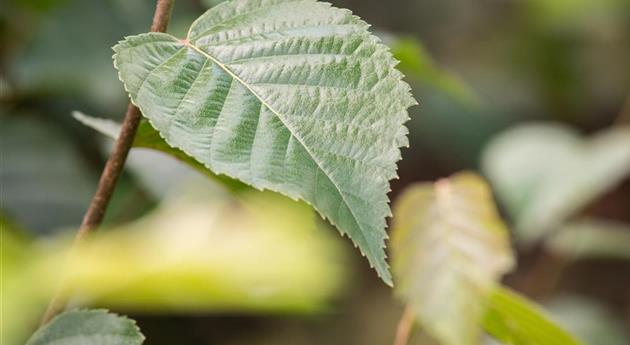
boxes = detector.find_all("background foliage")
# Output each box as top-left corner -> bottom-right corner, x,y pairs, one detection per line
2,0 -> 630,344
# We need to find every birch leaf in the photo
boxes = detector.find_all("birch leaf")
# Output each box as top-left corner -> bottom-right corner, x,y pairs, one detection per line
113,0 -> 416,284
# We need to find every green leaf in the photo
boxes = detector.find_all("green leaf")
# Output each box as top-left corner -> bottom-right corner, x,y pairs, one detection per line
25,309 -> 144,345
391,172 -> 514,345
546,218 -> 630,260
482,123 -> 630,244
113,0 -> 415,284
72,111 -> 248,192
483,287 -> 583,345
525,0 -> 627,31
390,37 -> 478,106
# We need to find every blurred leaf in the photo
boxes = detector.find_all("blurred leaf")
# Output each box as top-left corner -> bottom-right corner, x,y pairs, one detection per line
43,186 -> 346,313
72,111 -> 121,138
8,0 -> 155,111
546,295 -> 630,345
1,215 -> 53,345
525,0 -> 628,31
483,287 -> 583,345
391,172 -> 514,345
1,217 -> 30,345
25,309 -> 144,345
113,0 -> 416,285
122,148 -> 212,201
0,76 -> 11,101
4,185 -> 346,343
73,111 -> 248,192
0,115 -> 96,233
482,123 -> 630,244
546,218 -> 630,260
0,213 -> 31,259
391,37 -> 479,106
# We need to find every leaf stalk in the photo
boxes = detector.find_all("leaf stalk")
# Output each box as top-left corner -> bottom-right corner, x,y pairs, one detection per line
393,305 -> 415,345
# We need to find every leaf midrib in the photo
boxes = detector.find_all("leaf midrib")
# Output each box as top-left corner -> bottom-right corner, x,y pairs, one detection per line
182,40 -> 377,265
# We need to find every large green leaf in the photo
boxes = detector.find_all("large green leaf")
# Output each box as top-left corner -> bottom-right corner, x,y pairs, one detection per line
482,123 -> 630,244
113,0 -> 415,284
25,309 -> 144,345
483,287 -> 582,345
391,172 -> 514,345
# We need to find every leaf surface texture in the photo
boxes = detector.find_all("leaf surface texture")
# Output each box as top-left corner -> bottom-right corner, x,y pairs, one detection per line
26,309 -> 144,345
113,0 -> 415,283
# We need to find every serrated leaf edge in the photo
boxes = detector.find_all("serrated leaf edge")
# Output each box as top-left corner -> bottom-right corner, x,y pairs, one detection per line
34,309 -> 145,344
111,1 -> 417,285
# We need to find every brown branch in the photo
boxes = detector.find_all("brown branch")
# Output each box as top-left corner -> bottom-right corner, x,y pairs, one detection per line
39,0 -> 175,326
393,306 -> 415,345
150,0 -> 176,33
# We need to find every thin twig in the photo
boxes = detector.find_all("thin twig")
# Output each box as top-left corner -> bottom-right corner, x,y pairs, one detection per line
39,0 -> 176,326
393,305 -> 415,345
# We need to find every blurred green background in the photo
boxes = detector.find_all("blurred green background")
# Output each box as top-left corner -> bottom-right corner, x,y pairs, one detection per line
2,0 -> 630,344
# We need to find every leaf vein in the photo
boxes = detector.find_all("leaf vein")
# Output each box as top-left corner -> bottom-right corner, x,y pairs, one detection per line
186,42 -> 374,258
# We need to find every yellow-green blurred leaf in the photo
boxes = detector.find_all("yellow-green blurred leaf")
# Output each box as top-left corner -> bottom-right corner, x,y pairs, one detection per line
526,0 -> 628,31
483,287 -> 583,345
482,123 -> 630,244
46,186 -> 346,313
4,185 -> 347,343
1,216 -> 54,345
391,172 -> 514,345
